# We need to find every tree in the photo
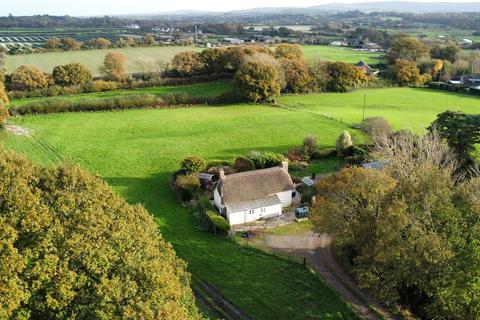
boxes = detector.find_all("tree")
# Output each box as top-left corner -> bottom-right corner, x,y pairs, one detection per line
430,111 -> 480,160
279,58 -> 312,93
0,150 -> 201,319
309,60 -> 330,92
325,62 -> 368,92
336,131 -> 353,156
169,51 -> 204,77
10,65 -> 49,91
275,43 -> 303,60
85,37 -> 111,49
430,43 -> 461,63
388,36 -> 429,63
391,59 -> 422,85
180,156 -> 206,173
143,35 -> 156,46
61,37 -> 81,50
52,63 -> 92,86
117,36 -> 136,48
0,82 -> 8,122
100,52 -> 127,81
234,61 -> 281,102
44,37 -> 61,49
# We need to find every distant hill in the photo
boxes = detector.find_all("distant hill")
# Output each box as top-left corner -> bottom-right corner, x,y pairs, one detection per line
126,1 -> 480,18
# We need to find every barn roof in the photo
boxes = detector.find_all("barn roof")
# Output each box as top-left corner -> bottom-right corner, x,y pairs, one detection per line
217,167 -> 294,205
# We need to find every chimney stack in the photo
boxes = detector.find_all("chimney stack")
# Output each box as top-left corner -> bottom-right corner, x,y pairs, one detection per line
219,168 -> 225,180
281,161 -> 289,172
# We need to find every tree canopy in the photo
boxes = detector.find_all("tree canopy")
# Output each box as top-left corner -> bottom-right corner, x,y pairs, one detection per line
0,150 -> 200,320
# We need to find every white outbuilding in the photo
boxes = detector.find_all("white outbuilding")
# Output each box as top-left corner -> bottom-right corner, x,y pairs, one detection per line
214,162 -> 294,226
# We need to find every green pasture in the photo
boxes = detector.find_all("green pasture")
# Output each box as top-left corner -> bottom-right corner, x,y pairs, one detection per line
302,45 -> 384,64
8,80 -> 233,107
6,46 -> 199,76
278,87 -> 480,132
1,104 -> 360,320
5,44 -> 383,79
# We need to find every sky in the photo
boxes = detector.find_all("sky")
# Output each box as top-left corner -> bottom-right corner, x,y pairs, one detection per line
1,0 -> 479,16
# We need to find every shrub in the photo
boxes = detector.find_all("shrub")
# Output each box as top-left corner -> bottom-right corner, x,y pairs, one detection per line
234,61 -> 281,102
206,159 -> 231,170
0,150 -> 200,319
360,117 -> 393,138
180,156 -> 206,173
234,156 -> 255,172
336,131 -> 353,156
10,65 -> 49,91
52,63 -> 92,86
0,100 -> 8,122
246,151 -> 285,169
175,174 -> 201,190
206,210 -> 231,236
0,80 -> 8,105
287,147 -> 308,162
86,80 -> 119,92
302,134 -> 318,157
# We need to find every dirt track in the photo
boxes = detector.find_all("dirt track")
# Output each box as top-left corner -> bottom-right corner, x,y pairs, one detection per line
261,231 -> 396,320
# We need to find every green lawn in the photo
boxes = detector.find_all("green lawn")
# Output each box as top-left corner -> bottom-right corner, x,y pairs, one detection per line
6,46 -> 200,76
278,87 -> 480,132
302,45 -> 384,64
1,105 -> 360,319
8,80 -> 233,107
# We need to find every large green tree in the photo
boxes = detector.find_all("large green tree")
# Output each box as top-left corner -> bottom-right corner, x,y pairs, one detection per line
388,36 -> 430,63
0,150 -> 201,320
430,111 -> 480,160
310,132 -> 480,319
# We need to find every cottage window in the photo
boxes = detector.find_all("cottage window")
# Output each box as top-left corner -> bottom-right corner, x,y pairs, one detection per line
249,209 -> 254,215
261,208 -> 266,213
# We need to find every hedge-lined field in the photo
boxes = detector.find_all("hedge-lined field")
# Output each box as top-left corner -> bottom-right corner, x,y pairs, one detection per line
278,87 -> 480,131
6,46 -> 200,76
6,45 -> 382,77
2,105 -> 361,320
9,80 -> 233,107
302,45 -> 384,64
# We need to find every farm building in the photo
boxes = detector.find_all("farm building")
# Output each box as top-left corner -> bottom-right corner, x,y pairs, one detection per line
214,162 -> 294,225
448,74 -> 480,88
355,60 -> 375,75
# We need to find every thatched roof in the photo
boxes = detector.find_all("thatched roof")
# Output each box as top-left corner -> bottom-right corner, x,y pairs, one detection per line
217,166 -> 294,205
226,195 -> 281,213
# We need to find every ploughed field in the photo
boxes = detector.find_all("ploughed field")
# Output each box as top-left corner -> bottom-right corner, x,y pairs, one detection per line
1,104 -> 361,320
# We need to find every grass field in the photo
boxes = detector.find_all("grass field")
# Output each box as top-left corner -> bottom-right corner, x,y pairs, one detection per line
6,46 -> 199,76
1,105 -> 360,319
8,80 -> 233,107
278,87 -> 480,131
302,45 -> 384,64
6,45 -> 383,77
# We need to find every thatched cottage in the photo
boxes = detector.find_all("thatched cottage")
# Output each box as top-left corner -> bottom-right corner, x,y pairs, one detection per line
214,161 -> 294,225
